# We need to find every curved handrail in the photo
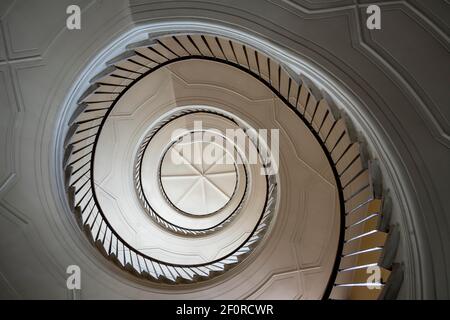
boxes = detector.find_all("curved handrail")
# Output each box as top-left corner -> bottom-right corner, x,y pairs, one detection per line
64,33 -> 391,294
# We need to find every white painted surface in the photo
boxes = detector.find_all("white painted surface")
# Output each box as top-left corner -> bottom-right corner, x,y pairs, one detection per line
0,0 -> 448,299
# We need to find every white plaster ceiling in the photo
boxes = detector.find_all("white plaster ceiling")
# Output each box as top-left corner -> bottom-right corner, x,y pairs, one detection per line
93,59 -> 339,290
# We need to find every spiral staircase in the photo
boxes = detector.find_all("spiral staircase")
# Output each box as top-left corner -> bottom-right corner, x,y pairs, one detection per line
62,33 -> 401,299
1,0 -> 448,301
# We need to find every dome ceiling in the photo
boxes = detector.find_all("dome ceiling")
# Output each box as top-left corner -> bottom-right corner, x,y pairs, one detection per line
159,133 -> 238,216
